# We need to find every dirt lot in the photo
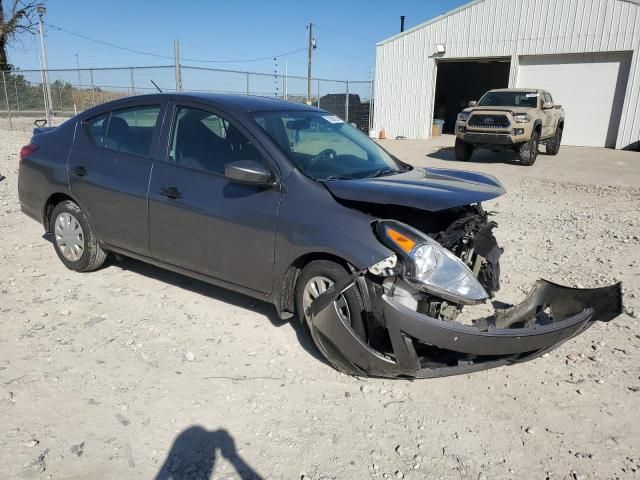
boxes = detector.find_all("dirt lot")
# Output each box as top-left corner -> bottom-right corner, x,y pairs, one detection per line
1,125 -> 639,480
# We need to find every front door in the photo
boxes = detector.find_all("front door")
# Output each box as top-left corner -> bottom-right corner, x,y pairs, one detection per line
148,103 -> 281,294
68,103 -> 164,255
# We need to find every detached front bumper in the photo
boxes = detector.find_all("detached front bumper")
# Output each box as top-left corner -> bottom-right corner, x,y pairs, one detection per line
309,279 -> 622,378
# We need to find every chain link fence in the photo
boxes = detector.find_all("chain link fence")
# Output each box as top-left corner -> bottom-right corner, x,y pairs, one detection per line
1,65 -> 373,133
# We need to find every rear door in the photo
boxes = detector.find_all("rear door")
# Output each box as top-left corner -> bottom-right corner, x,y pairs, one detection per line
69,103 -> 165,255
148,101 -> 281,293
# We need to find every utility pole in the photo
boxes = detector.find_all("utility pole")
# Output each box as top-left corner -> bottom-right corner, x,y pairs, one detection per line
307,22 -> 315,105
174,39 -> 182,92
37,4 -> 53,124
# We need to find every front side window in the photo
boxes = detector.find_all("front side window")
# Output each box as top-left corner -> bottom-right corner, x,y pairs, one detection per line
104,105 -> 161,156
478,91 -> 538,108
169,106 -> 262,174
252,111 -> 405,180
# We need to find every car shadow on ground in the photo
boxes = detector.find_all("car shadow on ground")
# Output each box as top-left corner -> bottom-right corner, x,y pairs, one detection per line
427,146 -> 547,165
154,426 -> 263,480
109,255 -> 330,367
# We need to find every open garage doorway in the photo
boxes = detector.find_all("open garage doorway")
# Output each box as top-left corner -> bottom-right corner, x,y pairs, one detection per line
433,59 -> 511,133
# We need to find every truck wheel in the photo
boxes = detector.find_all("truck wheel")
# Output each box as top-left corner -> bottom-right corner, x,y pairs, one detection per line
50,200 -> 107,272
518,130 -> 539,166
454,138 -> 474,161
545,126 -> 562,155
295,260 -> 367,341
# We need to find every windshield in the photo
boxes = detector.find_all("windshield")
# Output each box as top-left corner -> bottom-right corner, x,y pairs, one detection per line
253,111 -> 405,180
477,91 -> 538,108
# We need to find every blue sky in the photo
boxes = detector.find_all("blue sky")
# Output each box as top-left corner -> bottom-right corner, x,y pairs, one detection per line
8,0 -> 468,81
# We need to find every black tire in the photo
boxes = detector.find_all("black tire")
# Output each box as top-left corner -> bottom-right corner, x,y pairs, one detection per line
518,130 -> 540,166
50,200 -> 107,272
454,138 -> 474,161
545,126 -> 562,155
295,260 -> 367,340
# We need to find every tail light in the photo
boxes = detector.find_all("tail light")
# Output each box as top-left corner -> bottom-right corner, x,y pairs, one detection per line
19,144 -> 39,161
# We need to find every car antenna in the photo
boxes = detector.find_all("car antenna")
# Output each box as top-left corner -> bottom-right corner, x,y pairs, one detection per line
150,80 -> 163,93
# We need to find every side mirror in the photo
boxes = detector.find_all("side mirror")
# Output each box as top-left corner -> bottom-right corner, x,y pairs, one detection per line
542,101 -> 554,109
225,160 -> 273,185
468,100 -> 477,107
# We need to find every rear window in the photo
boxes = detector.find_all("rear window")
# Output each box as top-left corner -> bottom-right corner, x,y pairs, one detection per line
85,105 -> 161,157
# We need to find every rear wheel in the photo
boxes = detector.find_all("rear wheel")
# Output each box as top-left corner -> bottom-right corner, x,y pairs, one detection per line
295,260 -> 367,341
50,200 -> 107,272
454,138 -> 474,161
518,130 -> 539,166
545,126 -> 562,155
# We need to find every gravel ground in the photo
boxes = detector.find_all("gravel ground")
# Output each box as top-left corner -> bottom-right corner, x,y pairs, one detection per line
1,125 -> 639,480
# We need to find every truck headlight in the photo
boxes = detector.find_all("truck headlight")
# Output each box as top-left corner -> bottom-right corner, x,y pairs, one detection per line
375,220 -> 488,305
457,112 -> 470,122
512,113 -> 531,123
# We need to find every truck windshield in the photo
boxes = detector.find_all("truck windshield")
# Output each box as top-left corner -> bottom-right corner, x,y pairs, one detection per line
253,111 -> 406,180
477,91 -> 538,108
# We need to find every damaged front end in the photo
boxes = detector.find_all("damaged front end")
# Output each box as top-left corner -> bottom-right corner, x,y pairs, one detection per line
308,209 -> 623,379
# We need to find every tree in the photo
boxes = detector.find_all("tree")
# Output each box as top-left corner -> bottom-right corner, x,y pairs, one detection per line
0,0 -> 39,71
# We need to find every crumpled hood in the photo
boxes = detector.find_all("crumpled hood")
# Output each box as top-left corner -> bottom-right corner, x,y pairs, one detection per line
321,167 -> 506,211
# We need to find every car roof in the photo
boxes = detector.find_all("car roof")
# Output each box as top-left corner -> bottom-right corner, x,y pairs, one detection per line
488,88 -> 542,93
87,92 -> 320,114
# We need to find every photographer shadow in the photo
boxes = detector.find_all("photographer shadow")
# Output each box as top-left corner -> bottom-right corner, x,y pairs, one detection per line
155,426 -> 263,480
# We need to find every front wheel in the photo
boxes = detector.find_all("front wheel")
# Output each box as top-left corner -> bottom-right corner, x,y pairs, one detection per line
50,200 -> 107,272
454,138 -> 474,161
518,130 -> 539,166
295,260 -> 367,341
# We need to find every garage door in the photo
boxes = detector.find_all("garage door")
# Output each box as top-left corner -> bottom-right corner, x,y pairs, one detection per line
517,52 -> 631,148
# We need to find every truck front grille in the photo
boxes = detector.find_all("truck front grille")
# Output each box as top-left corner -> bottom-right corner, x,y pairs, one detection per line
468,114 -> 510,129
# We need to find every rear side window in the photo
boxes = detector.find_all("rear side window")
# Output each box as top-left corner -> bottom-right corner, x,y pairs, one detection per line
105,105 -> 160,156
86,113 -> 109,147
85,105 -> 161,157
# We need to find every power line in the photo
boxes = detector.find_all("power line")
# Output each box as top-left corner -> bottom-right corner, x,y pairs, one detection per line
45,23 -> 307,63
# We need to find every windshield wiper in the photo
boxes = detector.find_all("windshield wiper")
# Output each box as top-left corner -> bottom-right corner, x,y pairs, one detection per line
322,174 -> 357,181
364,167 -> 400,179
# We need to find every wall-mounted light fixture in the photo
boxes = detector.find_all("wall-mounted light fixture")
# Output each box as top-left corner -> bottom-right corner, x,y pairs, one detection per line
435,44 -> 446,54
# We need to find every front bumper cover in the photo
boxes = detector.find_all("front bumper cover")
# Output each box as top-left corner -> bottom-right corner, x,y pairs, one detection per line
309,279 -> 622,378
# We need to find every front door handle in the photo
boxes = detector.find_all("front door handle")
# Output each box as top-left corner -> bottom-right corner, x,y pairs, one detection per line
159,186 -> 182,200
71,166 -> 88,177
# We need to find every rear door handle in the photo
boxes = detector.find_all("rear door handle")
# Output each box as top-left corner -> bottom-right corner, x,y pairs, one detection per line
159,186 -> 182,200
71,166 -> 88,177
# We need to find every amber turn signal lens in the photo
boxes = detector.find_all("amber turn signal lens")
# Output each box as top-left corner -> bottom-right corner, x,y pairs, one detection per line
385,227 -> 416,254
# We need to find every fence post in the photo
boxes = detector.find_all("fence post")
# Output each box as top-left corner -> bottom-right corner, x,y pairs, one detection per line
130,68 -> 135,96
14,81 -> 21,114
2,71 -> 12,129
246,72 -> 250,95
368,78 -> 374,135
345,80 -> 349,123
90,69 -> 96,106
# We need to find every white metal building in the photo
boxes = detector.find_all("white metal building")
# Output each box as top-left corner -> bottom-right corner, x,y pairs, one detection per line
373,0 -> 640,149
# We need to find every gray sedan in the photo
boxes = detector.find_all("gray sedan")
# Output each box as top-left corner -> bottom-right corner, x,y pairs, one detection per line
18,93 -> 622,378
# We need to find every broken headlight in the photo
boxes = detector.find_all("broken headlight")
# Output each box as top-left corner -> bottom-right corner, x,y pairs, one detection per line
375,220 -> 488,305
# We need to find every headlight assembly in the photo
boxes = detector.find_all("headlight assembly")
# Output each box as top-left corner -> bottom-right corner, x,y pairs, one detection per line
512,113 -> 531,123
375,220 -> 488,305
457,112 -> 470,122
